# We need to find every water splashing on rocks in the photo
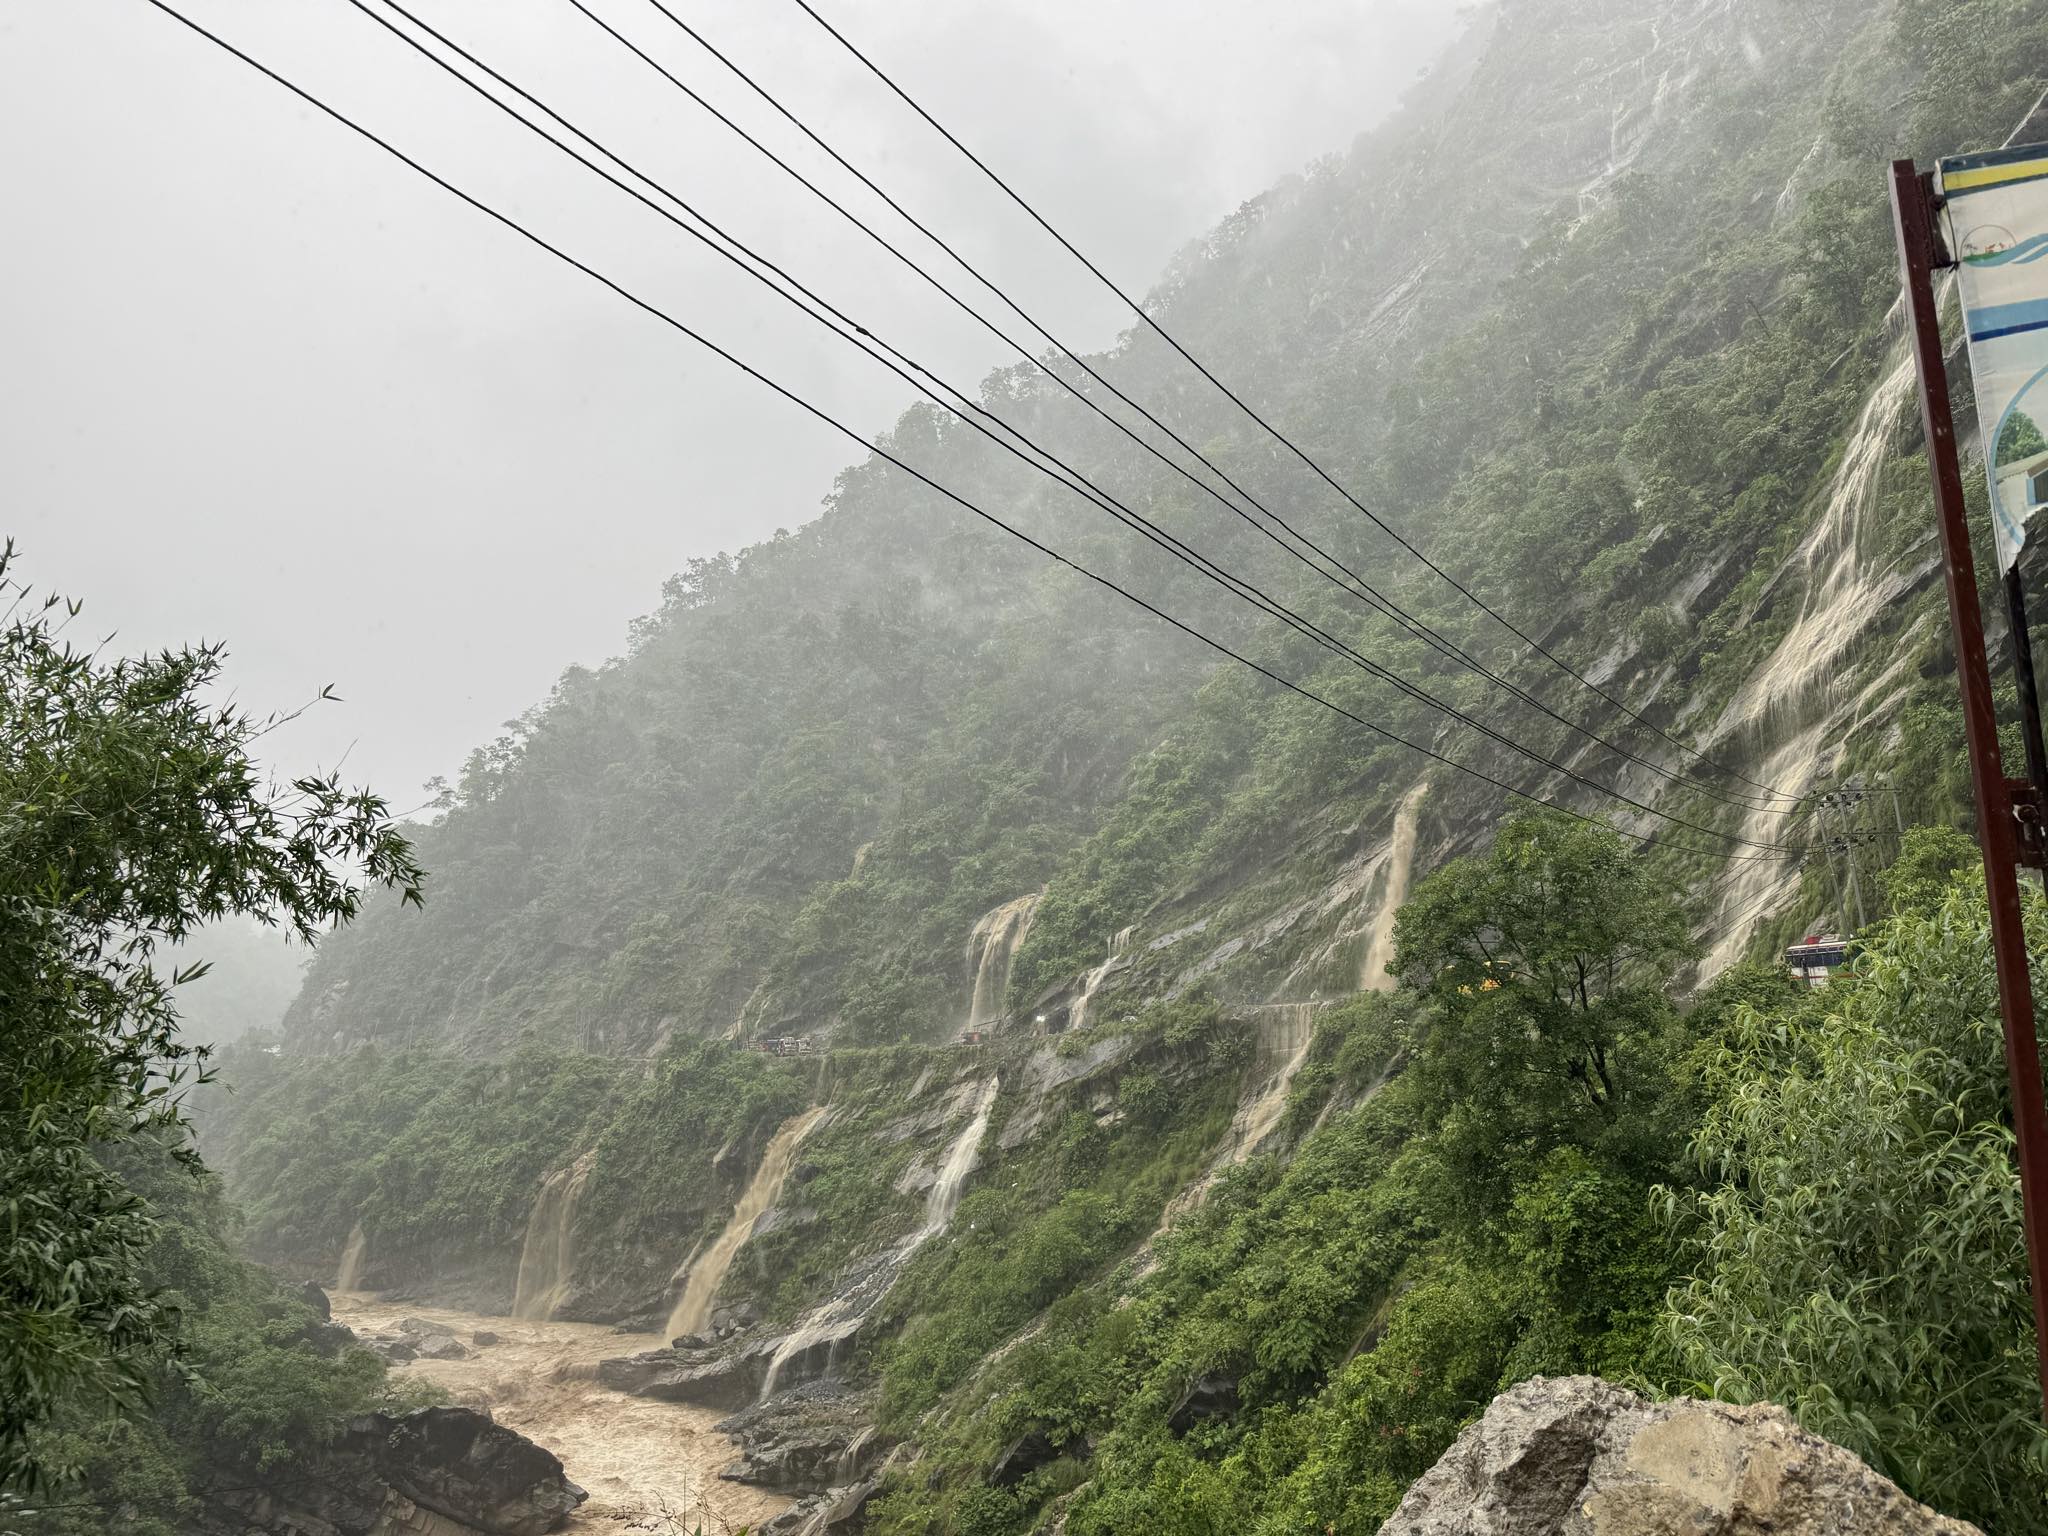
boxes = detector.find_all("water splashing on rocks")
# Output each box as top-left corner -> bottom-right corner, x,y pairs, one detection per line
1069,924 -> 1137,1033
331,1294 -> 788,1531
1698,341 -> 1920,975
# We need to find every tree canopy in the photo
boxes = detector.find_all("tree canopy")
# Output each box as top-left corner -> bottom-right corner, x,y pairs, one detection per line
0,545 -> 422,1489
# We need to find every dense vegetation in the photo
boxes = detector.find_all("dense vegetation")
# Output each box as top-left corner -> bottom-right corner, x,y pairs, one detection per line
862,826 -> 2048,1535
5,1145 -> 422,1536
0,545 -> 419,1491
277,0 -> 2048,1072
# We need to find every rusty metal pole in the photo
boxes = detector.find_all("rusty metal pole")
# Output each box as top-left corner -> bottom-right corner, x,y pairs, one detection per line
1892,158 -> 2048,1418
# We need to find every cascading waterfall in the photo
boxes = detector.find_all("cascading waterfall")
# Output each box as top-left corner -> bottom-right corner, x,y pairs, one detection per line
666,1105 -> 829,1342
1697,338 -> 1919,975
513,1150 -> 598,1322
757,1076 -> 1000,1399
1358,784 -> 1427,992
1127,1002 -> 1330,1279
1068,924 -> 1137,1033
1699,725 -> 1829,977
964,894 -> 1041,1033
1222,1003 -> 1321,1163
918,1075 -> 1001,1234
334,1220 -> 368,1293
1714,348 -> 1916,746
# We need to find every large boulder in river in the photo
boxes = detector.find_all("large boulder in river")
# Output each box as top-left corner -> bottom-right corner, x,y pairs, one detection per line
204,1405 -> 585,1536
410,1330 -> 471,1361
368,1406 -> 587,1535
1380,1376 -> 1980,1536
598,1339 -> 768,1410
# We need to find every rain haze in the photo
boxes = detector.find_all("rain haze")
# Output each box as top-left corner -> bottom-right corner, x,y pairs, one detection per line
4,0 -> 1467,804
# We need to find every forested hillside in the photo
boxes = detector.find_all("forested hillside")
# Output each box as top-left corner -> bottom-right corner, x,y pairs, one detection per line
278,0 -> 2032,1062
167,0 -> 2048,1531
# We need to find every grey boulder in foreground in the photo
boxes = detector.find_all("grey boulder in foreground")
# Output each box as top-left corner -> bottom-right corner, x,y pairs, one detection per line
1381,1376 -> 1979,1536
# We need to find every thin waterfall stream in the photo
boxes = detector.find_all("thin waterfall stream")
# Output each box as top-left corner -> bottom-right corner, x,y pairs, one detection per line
1070,923 -> 1137,1032
1358,784 -> 1428,992
512,1150 -> 598,1322
666,1105 -> 829,1341
334,1220 -> 368,1293
964,894 -> 1040,1033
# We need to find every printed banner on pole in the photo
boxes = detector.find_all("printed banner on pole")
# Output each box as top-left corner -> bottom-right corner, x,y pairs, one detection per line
1940,142 -> 2048,572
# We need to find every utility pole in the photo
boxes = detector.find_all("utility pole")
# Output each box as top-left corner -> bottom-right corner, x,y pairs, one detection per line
1826,792 -> 1870,930
1891,159 -> 2048,1421
1812,793 -> 1850,929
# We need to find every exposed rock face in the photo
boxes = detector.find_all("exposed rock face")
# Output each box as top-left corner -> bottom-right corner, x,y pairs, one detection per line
1167,1372 -> 1239,1435
1381,1376 -> 1981,1536
597,1337 -> 770,1410
359,1317 -> 478,1363
716,1382 -> 892,1494
989,1430 -> 1057,1487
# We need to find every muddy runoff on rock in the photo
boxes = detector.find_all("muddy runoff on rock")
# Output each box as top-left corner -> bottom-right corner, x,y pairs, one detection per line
331,1292 -> 790,1532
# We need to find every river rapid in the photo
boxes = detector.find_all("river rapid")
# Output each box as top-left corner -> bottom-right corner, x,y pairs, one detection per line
331,1293 -> 789,1534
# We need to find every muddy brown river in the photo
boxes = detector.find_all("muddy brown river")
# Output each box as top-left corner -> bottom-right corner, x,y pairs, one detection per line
331,1293 -> 789,1533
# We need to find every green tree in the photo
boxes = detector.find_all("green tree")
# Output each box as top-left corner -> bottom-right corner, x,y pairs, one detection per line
1880,823 -> 1980,913
0,547 -> 422,1490
1391,811 -> 1697,1221
1999,408 -> 2048,466
1665,882 -> 2048,1530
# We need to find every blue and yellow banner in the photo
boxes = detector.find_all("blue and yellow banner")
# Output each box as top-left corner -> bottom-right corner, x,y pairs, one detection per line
1942,142 -> 2048,570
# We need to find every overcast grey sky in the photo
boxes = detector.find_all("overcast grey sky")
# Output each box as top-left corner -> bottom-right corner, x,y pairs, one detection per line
4,0 -> 1467,805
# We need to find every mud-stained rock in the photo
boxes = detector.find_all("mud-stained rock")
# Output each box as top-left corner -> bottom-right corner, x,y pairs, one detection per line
758,1471 -> 886,1536
202,1405 -> 586,1536
597,1339 -> 769,1410
371,1406 -> 587,1535
1380,1376 -> 1981,1536
716,1381 -> 891,1494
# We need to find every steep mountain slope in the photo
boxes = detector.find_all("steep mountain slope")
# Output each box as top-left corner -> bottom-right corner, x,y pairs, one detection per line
280,0 -> 2002,1062
196,0 -> 2048,1531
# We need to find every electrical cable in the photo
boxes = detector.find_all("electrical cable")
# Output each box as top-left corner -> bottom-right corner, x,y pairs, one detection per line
784,0 -> 1803,805
338,0 -> 1800,850
131,0 -> 1798,863
574,0 -> 1794,817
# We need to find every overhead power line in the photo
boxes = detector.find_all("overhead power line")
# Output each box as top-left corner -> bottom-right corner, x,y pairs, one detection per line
132,0 -> 1797,863
586,0 -> 1792,817
340,0 -> 1798,851
784,0 -> 1800,805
